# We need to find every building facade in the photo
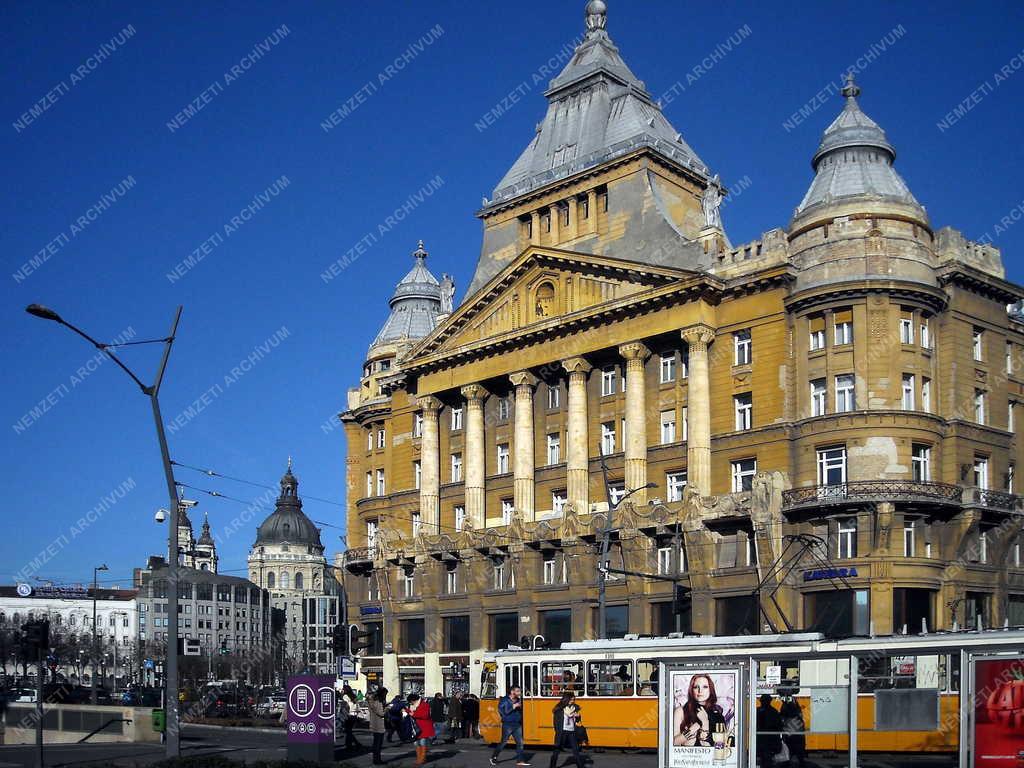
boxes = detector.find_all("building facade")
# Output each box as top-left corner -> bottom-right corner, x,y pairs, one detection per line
0,583 -> 138,688
340,1 -> 1024,696
248,461 -> 342,677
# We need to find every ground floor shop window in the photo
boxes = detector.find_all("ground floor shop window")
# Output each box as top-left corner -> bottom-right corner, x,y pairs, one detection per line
893,588 -> 935,633
652,600 -> 691,636
803,589 -> 868,637
400,671 -> 424,696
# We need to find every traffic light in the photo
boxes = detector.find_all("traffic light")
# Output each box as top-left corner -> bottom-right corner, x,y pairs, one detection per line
672,584 -> 692,616
331,624 -> 346,655
219,638 -> 228,656
349,624 -> 374,655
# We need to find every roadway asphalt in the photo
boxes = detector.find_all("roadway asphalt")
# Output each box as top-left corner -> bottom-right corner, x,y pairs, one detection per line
0,724 -> 961,767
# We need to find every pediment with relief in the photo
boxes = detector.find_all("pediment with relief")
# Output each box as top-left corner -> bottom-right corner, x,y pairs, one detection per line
413,247 -> 694,358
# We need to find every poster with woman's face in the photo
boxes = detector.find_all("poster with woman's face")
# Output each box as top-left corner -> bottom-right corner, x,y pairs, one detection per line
667,669 -> 739,768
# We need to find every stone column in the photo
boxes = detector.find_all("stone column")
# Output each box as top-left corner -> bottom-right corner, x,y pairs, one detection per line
530,211 -> 541,246
619,342 -> 650,503
567,197 -> 578,240
417,396 -> 442,532
562,357 -> 593,511
682,325 -> 715,496
461,384 -> 487,528
586,190 -> 598,234
549,204 -> 560,243
510,371 -> 538,520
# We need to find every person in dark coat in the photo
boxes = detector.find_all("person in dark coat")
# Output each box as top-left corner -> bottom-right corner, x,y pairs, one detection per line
446,691 -> 463,743
462,694 -> 480,738
429,692 -> 447,744
780,697 -> 806,766
548,692 -> 585,768
756,694 -> 784,766
387,694 -> 408,743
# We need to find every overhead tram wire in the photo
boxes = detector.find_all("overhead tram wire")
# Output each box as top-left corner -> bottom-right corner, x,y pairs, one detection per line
170,459 -> 798,556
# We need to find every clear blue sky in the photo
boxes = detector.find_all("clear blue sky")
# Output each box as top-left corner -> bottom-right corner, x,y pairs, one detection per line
2,1 -> 1022,588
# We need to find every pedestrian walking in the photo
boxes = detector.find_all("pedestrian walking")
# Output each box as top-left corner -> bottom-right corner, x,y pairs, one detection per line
755,694 -> 784,766
368,687 -> 389,765
387,694 -> 407,742
446,691 -> 463,743
548,692 -> 585,768
341,684 -> 361,751
463,693 -> 480,738
429,692 -> 447,744
409,693 -> 435,766
490,684 -> 530,766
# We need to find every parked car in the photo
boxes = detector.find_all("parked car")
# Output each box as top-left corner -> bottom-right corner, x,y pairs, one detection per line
256,694 -> 287,717
15,689 -> 37,703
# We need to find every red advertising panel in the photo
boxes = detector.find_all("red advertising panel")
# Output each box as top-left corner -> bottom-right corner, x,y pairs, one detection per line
974,657 -> 1024,767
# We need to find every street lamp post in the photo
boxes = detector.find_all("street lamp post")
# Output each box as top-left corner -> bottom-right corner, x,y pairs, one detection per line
596,453 -> 656,640
91,564 -> 108,704
26,303 -> 184,757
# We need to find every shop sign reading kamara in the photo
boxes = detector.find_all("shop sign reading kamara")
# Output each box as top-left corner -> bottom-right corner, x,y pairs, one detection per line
803,567 -> 858,582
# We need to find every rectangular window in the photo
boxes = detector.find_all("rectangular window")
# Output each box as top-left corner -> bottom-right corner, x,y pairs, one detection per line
1008,342 -> 1015,375
836,374 -> 856,412
413,461 -> 420,490
903,520 -> 916,558
446,568 -> 459,595
973,327 -> 985,361
817,446 -> 847,486
547,385 -> 560,409
974,455 -> 990,490
731,458 -> 757,492
900,312 -> 915,344
667,471 -> 687,502
734,393 -> 753,431
403,571 -> 416,600
444,615 -> 469,652
1010,403 -> 1016,433
921,378 -> 932,413
492,559 -> 508,590
902,374 -> 916,410
451,407 -> 463,431
413,413 -> 423,438
601,366 -> 617,396
367,430 -> 374,451
376,469 -> 386,496
811,378 -> 827,417
838,517 -> 858,559
497,397 -> 510,421
834,309 -> 853,346
411,513 -> 422,538
547,433 -> 561,465
734,330 -> 752,366
912,444 -> 931,482
552,490 -> 567,514
542,554 -> 565,585
377,429 -> 386,449
601,421 -> 616,455
366,520 -> 378,549
975,390 -> 986,424
365,472 -> 373,497
450,453 -> 462,483
921,318 -> 931,350
501,499 -> 514,525
809,316 -> 826,351
454,505 -> 466,532
497,443 -> 510,474
660,354 -> 676,383
660,410 -> 676,444
399,618 -> 425,653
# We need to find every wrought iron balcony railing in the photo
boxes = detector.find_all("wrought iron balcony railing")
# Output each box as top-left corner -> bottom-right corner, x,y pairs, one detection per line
971,488 -> 1022,512
344,547 -> 373,565
782,480 -> 963,511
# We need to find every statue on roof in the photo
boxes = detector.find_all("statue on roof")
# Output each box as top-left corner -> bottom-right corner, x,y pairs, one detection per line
585,0 -> 607,33
440,274 -> 456,314
702,175 -> 723,229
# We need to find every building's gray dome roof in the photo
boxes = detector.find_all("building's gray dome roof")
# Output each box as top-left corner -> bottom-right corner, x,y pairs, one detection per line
196,513 -> 215,546
794,75 -> 924,221
369,241 -> 444,352
254,462 -> 323,548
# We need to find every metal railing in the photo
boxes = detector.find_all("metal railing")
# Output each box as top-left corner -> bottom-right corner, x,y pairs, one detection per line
344,547 -> 373,565
972,488 -> 1022,512
782,480 -> 963,510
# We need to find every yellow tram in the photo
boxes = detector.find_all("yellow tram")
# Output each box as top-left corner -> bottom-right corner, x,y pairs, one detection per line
478,629 -> 1024,754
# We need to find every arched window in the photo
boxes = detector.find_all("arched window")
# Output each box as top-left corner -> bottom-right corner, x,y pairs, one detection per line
200,563 -> 209,571
280,572 -> 290,590
70,615 -> 77,626
267,572 -> 275,588
294,572 -> 303,591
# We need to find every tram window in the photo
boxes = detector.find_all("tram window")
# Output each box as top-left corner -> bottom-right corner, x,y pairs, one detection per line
857,654 -> 917,692
540,661 -> 583,697
637,660 -> 659,696
481,664 -> 498,699
523,664 -> 539,697
505,664 -> 521,695
587,660 -> 635,697
938,654 -> 961,693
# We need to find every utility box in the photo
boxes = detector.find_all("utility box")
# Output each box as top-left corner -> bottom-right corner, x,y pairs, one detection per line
151,709 -> 165,733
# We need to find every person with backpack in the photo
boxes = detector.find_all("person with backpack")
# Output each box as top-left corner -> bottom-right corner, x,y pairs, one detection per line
548,692 -> 585,768
490,685 -> 530,766
408,693 -> 435,766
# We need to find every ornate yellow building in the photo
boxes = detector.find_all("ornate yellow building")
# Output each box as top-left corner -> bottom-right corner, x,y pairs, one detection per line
339,2 -> 1024,696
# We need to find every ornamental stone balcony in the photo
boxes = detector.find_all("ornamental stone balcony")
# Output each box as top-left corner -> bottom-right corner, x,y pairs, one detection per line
963,487 -> 1022,513
343,546 -> 375,575
782,480 -> 963,515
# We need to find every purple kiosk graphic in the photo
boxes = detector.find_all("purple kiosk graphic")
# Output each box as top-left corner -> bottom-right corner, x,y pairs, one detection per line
286,674 -> 336,763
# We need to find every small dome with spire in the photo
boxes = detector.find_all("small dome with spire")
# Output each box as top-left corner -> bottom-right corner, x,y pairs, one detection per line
254,460 -> 324,548
793,74 -> 925,224
369,240 -> 447,353
197,512 -> 215,546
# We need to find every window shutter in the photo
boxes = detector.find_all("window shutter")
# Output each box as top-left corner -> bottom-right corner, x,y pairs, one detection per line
809,316 -> 826,333
833,309 -> 853,326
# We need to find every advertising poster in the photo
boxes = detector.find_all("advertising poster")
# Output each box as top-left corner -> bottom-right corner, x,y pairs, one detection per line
666,669 -> 740,768
974,657 -> 1024,767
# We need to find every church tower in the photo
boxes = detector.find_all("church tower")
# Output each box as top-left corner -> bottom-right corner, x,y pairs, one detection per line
193,512 -> 219,573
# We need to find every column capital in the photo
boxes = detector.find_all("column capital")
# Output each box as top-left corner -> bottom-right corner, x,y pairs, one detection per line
681,324 -> 716,348
509,370 -> 539,390
561,357 -> 593,375
416,395 -> 443,414
460,383 -> 487,402
617,342 -> 651,362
